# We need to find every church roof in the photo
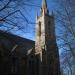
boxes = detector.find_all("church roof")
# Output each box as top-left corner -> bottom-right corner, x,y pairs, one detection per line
0,30 -> 35,57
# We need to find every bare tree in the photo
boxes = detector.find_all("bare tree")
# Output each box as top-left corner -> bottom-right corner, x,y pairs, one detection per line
52,0 -> 75,75
0,0 -> 39,33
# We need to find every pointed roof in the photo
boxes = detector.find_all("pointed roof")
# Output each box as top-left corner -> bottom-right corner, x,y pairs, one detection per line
42,0 -> 47,8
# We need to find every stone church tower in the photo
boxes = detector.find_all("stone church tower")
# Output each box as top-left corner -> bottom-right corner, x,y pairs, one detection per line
35,0 -> 61,75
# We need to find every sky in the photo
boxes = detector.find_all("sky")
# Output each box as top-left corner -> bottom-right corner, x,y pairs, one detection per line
0,0 -> 62,54
0,0 -> 75,74
0,0 -> 58,40
0,0 -> 60,41
14,0 -> 58,40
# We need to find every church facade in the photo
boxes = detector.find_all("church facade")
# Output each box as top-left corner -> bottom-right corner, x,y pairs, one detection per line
0,0 -> 61,75
27,0 -> 61,75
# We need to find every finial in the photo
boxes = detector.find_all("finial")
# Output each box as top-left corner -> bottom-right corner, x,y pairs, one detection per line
51,10 -> 54,16
36,11 -> 38,19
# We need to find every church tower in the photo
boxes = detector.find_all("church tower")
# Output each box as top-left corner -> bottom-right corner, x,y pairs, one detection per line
35,0 -> 61,75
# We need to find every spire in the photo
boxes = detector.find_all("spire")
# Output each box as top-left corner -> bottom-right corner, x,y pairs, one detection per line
41,0 -> 49,14
42,0 -> 47,9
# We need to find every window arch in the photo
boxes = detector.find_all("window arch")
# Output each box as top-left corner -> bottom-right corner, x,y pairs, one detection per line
48,21 -> 51,32
38,21 -> 41,36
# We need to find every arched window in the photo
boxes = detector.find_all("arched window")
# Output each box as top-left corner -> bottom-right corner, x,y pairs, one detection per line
48,21 -> 51,32
38,21 -> 41,36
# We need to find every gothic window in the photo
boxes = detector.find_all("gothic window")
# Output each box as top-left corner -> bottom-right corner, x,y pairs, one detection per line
48,21 -> 51,32
36,54 -> 40,75
11,57 -> 17,73
38,21 -> 41,36
48,21 -> 50,27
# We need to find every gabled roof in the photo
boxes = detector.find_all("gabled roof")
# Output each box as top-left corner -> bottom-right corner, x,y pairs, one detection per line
0,30 -> 35,56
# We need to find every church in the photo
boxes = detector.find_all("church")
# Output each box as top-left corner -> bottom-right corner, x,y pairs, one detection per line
0,0 -> 61,75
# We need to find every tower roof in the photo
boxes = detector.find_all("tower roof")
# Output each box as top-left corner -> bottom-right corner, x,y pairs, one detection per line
42,0 -> 47,8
